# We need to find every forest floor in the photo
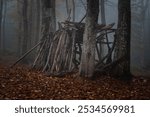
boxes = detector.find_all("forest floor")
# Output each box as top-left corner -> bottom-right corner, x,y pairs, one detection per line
0,64 -> 150,100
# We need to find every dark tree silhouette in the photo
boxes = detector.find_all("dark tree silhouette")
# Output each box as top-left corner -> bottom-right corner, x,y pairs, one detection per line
114,0 -> 131,78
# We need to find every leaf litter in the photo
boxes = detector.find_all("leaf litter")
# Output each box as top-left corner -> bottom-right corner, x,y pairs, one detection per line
0,65 -> 150,99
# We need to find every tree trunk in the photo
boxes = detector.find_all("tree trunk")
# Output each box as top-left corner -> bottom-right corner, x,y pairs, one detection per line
17,0 -> 22,56
114,0 -> 131,77
72,0 -> 75,22
42,0 -> 56,34
0,0 -> 3,52
0,0 -> 6,52
50,0 -> 56,32
79,0 -> 99,78
99,0 -> 106,61
100,0 -> 106,25
35,0 -> 42,50
21,0 -> 28,63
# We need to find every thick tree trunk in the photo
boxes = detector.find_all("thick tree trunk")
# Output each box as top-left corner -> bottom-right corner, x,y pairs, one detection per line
79,0 -> 99,78
114,0 -> 131,77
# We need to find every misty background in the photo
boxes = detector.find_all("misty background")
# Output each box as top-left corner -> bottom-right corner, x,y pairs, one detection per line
0,0 -> 150,77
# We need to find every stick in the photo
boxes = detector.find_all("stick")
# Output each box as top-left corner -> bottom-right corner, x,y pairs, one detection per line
95,56 -> 125,72
32,39 -> 47,68
96,33 -> 117,68
10,41 -> 42,68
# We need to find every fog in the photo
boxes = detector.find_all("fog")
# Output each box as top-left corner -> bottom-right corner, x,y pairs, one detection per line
0,0 -> 150,77
131,0 -> 150,76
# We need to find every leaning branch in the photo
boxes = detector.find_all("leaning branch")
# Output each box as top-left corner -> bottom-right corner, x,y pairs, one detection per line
10,40 -> 43,68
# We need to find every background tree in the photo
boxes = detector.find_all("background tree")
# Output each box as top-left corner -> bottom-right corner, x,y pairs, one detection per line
42,0 -> 56,33
22,0 -> 28,58
114,0 -> 131,78
100,0 -> 106,25
0,0 -> 6,52
79,0 -> 99,78
99,0 -> 106,61
17,0 -> 43,62
0,0 -> 3,51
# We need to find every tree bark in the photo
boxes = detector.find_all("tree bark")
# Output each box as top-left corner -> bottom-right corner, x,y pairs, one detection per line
79,0 -> 99,78
114,0 -> 131,77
